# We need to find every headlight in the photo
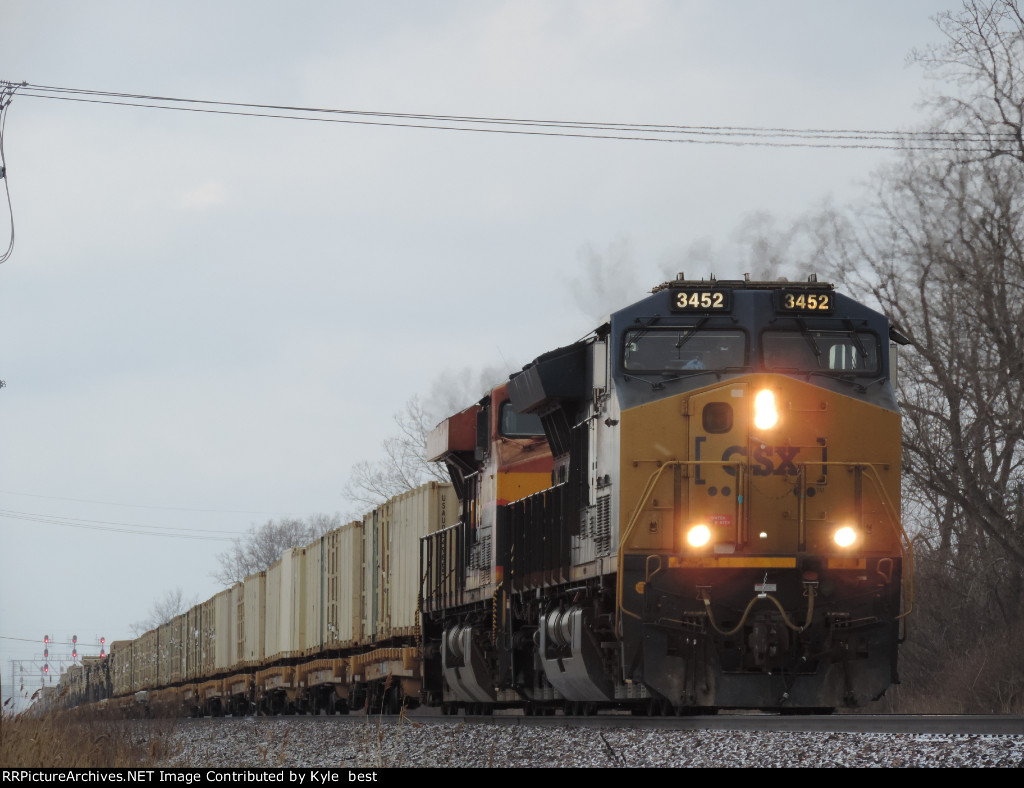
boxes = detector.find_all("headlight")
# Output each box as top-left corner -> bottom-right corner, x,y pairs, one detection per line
754,389 -> 779,430
686,524 -> 711,548
833,526 -> 858,548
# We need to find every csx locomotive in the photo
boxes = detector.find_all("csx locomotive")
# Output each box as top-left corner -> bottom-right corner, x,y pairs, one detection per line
54,276 -> 912,717
422,274 -> 911,714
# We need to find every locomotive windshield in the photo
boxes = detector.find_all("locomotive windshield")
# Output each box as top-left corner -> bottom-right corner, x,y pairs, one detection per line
623,329 -> 746,372
762,330 -> 879,374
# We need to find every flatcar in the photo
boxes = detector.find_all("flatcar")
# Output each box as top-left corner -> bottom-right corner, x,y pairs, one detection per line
50,275 -> 912,717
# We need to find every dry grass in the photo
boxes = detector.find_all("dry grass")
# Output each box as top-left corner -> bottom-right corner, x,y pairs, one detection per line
882,626 -> 1024,715
351,676 -> 428,769
0,701 -> 155,768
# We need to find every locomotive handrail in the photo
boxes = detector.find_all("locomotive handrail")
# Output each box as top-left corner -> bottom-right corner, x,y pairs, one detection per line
616,460 -> 744,633
797,461 -> 914,622
615,459 -> 914,634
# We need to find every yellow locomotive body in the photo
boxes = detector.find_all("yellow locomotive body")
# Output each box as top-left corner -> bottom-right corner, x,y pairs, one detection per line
618,371 -> 908,708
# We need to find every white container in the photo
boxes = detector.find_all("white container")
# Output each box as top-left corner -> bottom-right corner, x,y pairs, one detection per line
109,639 -> 134,697
362,507 -> 380,645
265,547 -> 307,661
157,615 -> 185,686
241,571 -> 266,666
229,582 -> 242,669
281,546 -> 307,658
214,587 -> 234,672
135,628 -> 158,691
367,482 -> 455,642
264,558 -> 282,661
325,521 -> 364,648
304,538 -> 325,654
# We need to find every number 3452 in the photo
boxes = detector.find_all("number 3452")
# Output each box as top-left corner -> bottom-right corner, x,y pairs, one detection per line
783,293 -> 830,311
675,291 -> 725,309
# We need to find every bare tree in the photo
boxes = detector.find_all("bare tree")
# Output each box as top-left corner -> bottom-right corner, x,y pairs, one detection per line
211,514 -> 342,586
130,587 -> 196,636
343,395 -> 448,511
342,368 -> 511,512
732,4 -> 1024,711
823,147 -> 1024,567
813,137 -> 1024,712
913,0 -> 1024,163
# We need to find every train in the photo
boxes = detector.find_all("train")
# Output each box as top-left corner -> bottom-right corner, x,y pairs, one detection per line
50,275 -> 913,717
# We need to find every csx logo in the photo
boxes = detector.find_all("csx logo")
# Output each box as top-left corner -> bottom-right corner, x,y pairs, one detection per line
722,444 -> 801,476
694,437 -> 826,480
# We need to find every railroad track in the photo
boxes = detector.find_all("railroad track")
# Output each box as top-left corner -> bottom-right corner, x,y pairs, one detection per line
132,712 -> 1024,767
168,711 -> 1024,736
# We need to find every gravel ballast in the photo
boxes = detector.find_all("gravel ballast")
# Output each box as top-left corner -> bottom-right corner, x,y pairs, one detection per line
146,718 -> 1024,768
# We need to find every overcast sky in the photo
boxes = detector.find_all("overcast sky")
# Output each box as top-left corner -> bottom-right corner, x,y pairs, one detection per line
0,0 -> 953,707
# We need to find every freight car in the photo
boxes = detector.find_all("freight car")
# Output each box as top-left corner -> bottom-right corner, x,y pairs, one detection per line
52,275 -> 911,717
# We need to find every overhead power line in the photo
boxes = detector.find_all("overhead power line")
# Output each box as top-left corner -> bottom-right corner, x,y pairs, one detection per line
0,488 -> 299,516
10,81 -> 1020,153
0,81 -> 23,265
0,508 -> 240,541
0,635 -> 103,646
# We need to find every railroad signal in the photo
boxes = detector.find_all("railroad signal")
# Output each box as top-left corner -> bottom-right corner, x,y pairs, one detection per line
72,648 -> 77,659
43,664 -> 48,674
43,648 -> 48,659
72,635 -> 77,644
44,635 -> 49,644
